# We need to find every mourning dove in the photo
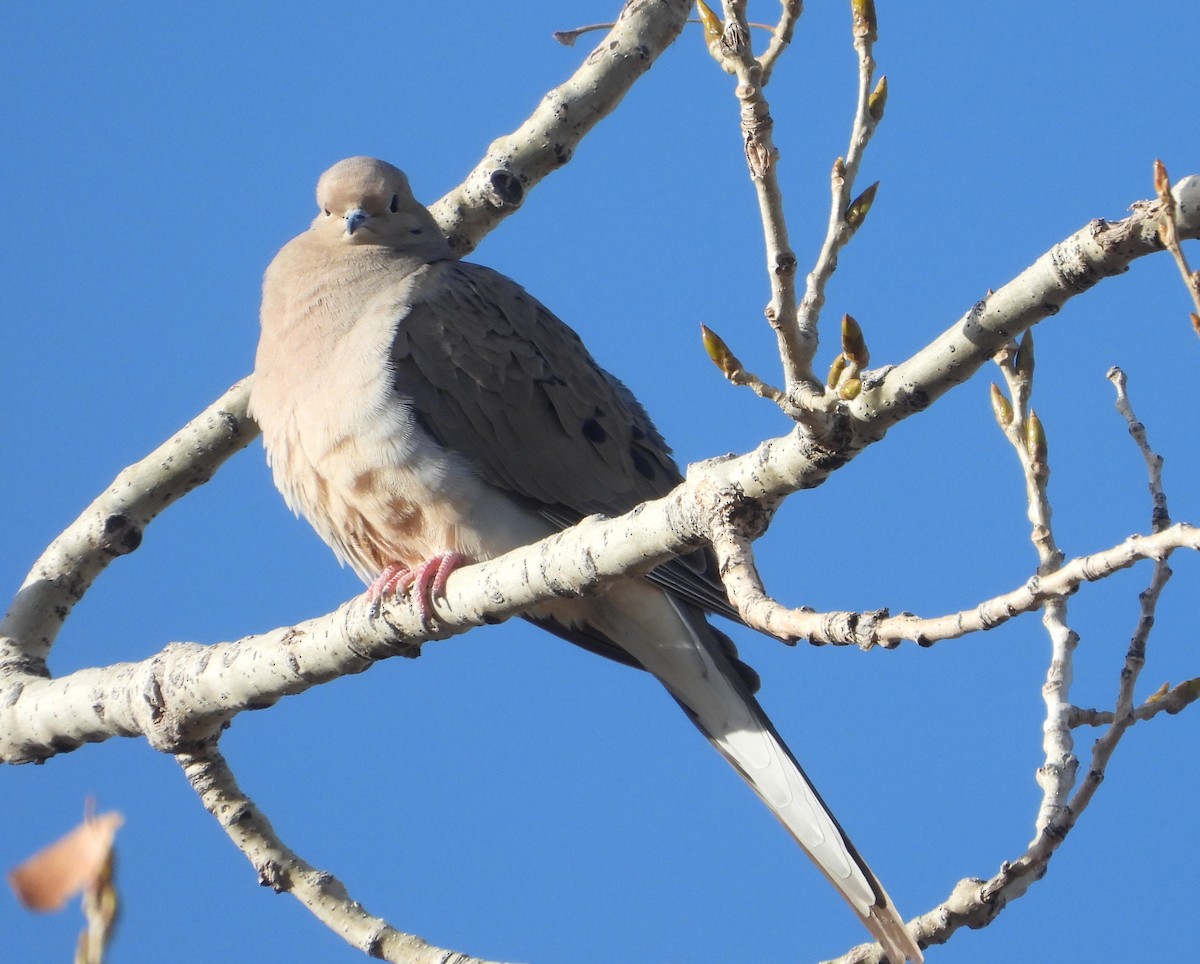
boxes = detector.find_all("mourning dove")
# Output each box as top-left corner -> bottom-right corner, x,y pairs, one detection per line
249,156 -> 922,963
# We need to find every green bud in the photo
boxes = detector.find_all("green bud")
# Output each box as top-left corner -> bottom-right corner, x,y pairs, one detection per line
852,0 -> 878,43
868,75 -> 888,122
1026,409 -> 1048,461
701,324 -> 740,377
841,313 -> 869,368
990,383 -> 1013,428
827,353 -> 847,388
845,181 -> 879,231
695,1 -> 722,44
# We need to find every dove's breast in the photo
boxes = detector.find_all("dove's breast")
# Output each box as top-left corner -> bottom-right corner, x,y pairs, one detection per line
251,246 -> 521,581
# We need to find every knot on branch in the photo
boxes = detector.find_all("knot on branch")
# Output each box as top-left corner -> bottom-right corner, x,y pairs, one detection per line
713,487 -> 773,543
99,513 -> 143,557
742,114 -> 776,180
721,22 -> 750,58
483,167 -> 525,209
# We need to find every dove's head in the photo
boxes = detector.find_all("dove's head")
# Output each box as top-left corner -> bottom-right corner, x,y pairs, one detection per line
313,157 -> 450,257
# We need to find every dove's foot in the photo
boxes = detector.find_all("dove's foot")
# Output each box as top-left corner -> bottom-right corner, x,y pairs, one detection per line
368,552 -> 469,624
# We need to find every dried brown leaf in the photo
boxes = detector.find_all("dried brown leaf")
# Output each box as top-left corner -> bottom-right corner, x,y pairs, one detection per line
8,812 -> 123,913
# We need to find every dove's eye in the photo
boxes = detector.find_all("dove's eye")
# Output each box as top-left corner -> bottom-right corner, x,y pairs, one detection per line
389,194 -> 400,213
323,208 -> 331,217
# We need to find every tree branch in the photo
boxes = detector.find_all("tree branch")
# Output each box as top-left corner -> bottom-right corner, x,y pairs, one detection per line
1070,677 -> 1200,727
832,363 -> 1195,961
697,0 -> 806,389
793,1 -> 883,389
758,0 -> 802,85
0,379 -> 256,675
5,441 -> 1194,763
5,189 -> 1195,763
1153,163 -> 1200,329
992,333 -> 1079,863
714,523 -> 1198,648
178,744 -> 498,964
428,0 -> 693,255
853,192 -> 1200,439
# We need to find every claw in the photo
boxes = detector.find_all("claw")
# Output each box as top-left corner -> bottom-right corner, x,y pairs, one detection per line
367,552 -> 469,625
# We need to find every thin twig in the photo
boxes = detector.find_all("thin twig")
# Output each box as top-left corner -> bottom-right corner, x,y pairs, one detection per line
717,522 -> 1198,648
700,323 -> 793,410
1070,676 -> 1200,727
0,379 -> 256,672
177,744 -> 500,964
1107,367 -> 1169,531
696,0 -> 804,390
1066,369 -> 1176,820
793,2 -> 883,387
993,333 -> 1079,851
759,1 -> 802,84
1152,160 -> 1200,332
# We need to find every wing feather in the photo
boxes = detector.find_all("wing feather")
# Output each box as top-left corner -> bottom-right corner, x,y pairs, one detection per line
389,259 -> 742,625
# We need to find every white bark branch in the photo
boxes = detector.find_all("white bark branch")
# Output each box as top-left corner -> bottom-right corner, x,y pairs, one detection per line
852,196 -> 1200,435
428,0 -> 693,256
718,523 -> 1198,649
1058,369 -> 1173,838
794,3 -> 882,388
3,191 -> 1194,764
709,0 -> 805,388
0,379 -> 257,673
178,744 -> 500,964
831,363 -> 1193,962
758,0 -> 801,85
3,442 -> 1195,764
994,336 -> 1079,857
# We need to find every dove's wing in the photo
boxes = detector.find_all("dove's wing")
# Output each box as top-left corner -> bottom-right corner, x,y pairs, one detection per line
390,258 -> 741,623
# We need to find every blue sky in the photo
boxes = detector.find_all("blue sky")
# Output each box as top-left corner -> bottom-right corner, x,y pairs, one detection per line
2,3 -> 1197,962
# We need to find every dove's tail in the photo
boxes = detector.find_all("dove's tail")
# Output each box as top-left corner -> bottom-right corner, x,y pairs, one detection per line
593,582 -> 923,964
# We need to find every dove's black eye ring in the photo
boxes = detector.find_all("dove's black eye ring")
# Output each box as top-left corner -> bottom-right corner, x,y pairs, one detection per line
389,194 -> 399,213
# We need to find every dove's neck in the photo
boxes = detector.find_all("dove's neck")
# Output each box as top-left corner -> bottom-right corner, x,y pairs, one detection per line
268,239 -> 439,332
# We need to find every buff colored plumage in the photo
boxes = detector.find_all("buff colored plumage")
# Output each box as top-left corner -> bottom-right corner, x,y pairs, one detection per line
249,156 -> 922,963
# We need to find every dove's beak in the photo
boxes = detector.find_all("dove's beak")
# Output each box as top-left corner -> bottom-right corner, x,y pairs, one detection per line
344,209 -> 368,235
